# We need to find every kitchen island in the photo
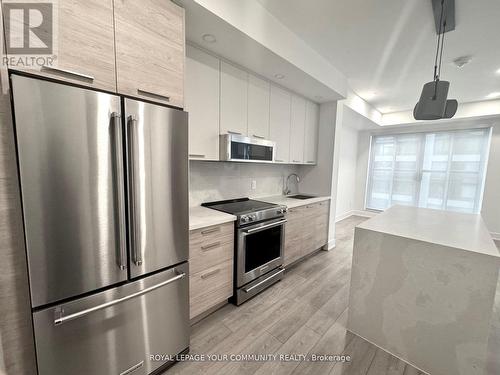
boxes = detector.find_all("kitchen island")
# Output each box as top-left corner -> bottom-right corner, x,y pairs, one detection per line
348,205 -> 500,375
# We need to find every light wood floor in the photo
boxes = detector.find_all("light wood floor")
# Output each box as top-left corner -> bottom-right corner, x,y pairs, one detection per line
165,216 -> 500,375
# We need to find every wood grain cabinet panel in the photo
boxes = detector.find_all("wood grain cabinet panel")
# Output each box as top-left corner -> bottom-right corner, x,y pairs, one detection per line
114,0 -> 185,107
3,0 -> 117,91
189,260 -> 233,319
189,222 -> 234,319
284,201 -> 330,266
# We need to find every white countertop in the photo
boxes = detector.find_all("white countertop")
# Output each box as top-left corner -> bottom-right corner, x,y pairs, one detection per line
357,205 -> 500,258
189,206 -> 236,231
189,195 -> 330,230
258,195 -> 330,209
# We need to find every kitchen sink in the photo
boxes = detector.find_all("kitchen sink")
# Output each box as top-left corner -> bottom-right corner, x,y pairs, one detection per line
287,194 -> 317,200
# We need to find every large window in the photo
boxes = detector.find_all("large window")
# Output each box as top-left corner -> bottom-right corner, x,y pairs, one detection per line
365,128 -> 491,213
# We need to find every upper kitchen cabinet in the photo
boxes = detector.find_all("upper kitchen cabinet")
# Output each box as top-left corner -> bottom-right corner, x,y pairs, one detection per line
269,85 -> 291,163
2,0 -> 117,91
289,95 -> 306,164
247,74 -> 270,140
304,101 -> 319,164
114,0 -> 185,107
220,61 -> 248,135
185,46 -> 220,160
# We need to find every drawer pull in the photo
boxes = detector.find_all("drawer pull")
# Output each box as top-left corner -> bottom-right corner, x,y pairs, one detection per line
201,241 -> 221,251
275,159 -> 284,162
41,66 -> 94,81
189,154 -> 206,158
137,89 -> 170,102
292,160 -> 300,163
306,160 -> 315,164
253,134 -> 265,139
227,130 -> 242,135
201,227 -> 220,235
201,269 -> 221,279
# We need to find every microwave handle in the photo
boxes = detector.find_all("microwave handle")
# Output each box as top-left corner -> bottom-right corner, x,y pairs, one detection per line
244,219 -> 287,234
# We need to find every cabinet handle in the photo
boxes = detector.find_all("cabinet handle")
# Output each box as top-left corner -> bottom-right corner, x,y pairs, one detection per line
306,160 -> 315,164
292,160 -> 300,163
227,130 -> 242,135
253,134 -> 265,139
275,159 -> 284,162
41,66 -> 94,81
201,269 -> 221,279
137,89 -> 170,102
189,154 -> 206,158
201,227 -> 220,235
201,241 -> 221,251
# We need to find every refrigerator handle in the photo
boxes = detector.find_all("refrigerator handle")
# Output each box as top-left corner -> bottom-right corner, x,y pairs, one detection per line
127,115 -> 143,266
111,112 -> 127,271
54,270 -> 186,325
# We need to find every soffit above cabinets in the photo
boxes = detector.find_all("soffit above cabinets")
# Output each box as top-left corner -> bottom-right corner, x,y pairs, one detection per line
176,0 -> 345,103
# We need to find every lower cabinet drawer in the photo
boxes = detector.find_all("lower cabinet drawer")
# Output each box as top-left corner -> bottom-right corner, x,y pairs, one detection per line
189,260 -> 233,319
190,237 -> 233,274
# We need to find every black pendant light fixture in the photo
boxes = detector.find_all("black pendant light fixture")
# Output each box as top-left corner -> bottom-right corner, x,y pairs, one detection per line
414,0 -> 458,120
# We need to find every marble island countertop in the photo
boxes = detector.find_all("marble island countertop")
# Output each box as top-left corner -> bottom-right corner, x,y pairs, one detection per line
357,205 -> 500,258
189,194 -> 330,230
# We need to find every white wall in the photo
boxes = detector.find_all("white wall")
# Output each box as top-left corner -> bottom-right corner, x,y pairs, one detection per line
335,125 -> 359,219
333,106 -> 378,222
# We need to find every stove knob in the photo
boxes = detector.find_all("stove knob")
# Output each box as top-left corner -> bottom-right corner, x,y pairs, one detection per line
242,216 -> 250,223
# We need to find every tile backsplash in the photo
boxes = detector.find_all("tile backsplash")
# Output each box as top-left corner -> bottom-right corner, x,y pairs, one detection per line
189,161 -> 300,206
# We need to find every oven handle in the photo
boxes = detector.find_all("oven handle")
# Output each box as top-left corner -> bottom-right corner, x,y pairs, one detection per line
243,219 -> 287,234
243,268 -> 285,293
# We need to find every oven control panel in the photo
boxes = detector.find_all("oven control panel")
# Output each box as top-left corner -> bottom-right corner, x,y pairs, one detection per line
238,205 -> 288,227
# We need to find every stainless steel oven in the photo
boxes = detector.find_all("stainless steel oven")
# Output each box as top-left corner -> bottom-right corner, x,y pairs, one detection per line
201,198 -> 287,305
220,133 -> 275,162
236,217 -> 286,286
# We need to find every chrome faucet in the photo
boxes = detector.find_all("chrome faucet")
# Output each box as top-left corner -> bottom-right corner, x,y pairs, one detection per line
284,173 -> 300,195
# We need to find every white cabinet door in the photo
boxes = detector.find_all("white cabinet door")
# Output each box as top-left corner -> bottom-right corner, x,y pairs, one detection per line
289,95 -> 306,164
247,74 -> 270,140
220,62 -> 248,135
185,46 -> 220,160
304,101 -> 319,164
269,85 -> 291,163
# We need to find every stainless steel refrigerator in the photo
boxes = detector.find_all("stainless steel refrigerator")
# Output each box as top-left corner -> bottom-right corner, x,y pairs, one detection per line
11,74 -> 189,375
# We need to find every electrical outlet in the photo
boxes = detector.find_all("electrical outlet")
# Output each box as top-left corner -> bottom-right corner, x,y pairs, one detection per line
251,180 -> 257,190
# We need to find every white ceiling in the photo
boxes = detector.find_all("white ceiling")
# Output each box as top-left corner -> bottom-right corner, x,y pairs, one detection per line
178,0 -> 345,102
257,0 -> 500,113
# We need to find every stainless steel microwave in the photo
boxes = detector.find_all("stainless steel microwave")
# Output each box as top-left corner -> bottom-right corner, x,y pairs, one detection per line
220,134 -> 275,162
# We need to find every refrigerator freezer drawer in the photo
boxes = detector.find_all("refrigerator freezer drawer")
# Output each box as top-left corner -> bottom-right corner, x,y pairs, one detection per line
33,263 -> 189,375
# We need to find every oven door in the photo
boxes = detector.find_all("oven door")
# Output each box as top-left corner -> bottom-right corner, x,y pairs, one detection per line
237,218 -> 286,287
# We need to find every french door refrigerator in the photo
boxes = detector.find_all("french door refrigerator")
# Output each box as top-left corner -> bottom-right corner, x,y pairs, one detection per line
11,74 -> 189,375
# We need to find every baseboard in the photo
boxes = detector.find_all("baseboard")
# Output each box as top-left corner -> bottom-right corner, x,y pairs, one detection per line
324,239 -> 336,250
490,232 -> 500,241
335,210 -> 377,222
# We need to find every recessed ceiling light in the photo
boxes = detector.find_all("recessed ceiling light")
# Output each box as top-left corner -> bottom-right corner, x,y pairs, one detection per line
496,68 -> 500,76
486,92 -> 500,99
452,55 -> 473,68
202,34 -> 216,43
274,73 -> 285,79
